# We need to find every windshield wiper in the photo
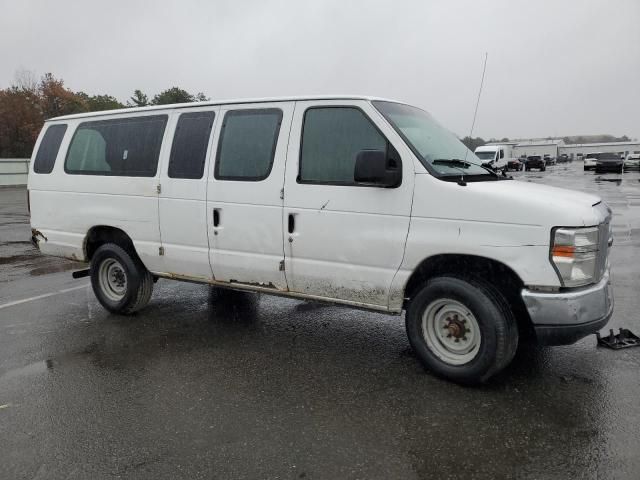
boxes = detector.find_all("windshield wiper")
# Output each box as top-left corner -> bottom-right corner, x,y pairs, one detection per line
433,158 -> 473,168
432,158 -> 502,185
441,158 -> 499,177
432,159 -> 472,185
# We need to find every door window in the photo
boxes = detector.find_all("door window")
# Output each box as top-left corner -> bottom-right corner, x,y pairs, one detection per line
299,107 -> 387,184
168,111 -> 215,179
214,109 -> 282,181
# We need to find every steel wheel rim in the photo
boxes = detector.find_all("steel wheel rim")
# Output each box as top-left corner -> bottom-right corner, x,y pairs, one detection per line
421,298 -> 481,365
98,258 -> 127,302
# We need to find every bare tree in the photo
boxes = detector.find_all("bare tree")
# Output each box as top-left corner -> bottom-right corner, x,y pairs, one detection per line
13,67 -> 38,92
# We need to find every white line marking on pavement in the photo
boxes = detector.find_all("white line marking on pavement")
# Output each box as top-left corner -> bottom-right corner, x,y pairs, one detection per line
0,284 -> 89,311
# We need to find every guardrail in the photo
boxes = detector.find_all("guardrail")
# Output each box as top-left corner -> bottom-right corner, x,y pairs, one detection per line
0,158 -> 29,186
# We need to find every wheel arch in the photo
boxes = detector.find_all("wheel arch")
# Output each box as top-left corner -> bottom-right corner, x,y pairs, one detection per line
83,225 -> 139,263
402,253 -> 534,340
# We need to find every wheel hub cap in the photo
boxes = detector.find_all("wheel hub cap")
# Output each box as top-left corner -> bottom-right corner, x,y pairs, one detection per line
421,299 -> 481,365
98,258 -> 127,301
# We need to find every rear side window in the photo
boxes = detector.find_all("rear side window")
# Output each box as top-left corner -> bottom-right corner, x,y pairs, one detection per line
299,107 -> 387,184
168,111 -> 215,179
214,109 -> 282,181
33,124 -> 67,174
65,115 -> 167,176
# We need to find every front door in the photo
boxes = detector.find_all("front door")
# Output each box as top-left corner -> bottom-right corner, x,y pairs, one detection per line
282,100 -> 414,309
206,102 -> 293,290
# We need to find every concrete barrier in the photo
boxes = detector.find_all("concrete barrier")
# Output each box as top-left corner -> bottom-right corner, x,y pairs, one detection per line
0,158 -> 29,186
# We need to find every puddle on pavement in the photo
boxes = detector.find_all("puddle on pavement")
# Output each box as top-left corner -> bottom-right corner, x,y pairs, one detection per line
29,261 -> 85,276
0,359 -> 54,381
0,254 -> 38,265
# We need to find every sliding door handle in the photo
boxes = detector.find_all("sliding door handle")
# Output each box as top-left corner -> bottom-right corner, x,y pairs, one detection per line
213,209 -> 220,227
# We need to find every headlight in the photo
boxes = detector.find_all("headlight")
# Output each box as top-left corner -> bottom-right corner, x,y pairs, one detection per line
550,226 -> 599,287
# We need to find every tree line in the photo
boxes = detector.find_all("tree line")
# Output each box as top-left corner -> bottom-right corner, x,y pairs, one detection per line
0,71 -> 209,157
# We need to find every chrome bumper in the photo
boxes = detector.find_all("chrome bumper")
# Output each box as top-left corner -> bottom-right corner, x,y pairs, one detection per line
521,271 -> 613,345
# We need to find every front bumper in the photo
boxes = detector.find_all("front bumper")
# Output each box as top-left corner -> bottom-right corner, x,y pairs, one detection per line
521,271 -> 613,345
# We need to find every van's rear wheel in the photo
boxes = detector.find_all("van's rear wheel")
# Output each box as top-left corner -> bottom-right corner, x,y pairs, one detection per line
406,276 -> 518,384
90,243 -> 153,314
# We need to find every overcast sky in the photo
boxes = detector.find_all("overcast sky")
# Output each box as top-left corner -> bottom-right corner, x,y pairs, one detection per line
1,0 -> 639,140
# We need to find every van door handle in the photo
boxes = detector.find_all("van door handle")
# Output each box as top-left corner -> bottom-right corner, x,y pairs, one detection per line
288,214 -> 295,234
213,209 -> 220,227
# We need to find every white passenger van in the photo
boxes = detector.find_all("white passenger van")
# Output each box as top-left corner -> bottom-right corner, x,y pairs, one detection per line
28,96 -> 614,383
473,144 -> 510,171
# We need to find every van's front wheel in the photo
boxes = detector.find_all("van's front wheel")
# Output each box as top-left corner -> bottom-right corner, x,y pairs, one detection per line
406,276 -> 518,384
90,243 -> 153,314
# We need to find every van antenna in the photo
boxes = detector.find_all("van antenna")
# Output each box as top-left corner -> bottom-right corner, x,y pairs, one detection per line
464,52 -> 488,164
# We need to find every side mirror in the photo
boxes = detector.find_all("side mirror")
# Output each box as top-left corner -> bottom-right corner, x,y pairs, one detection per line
353,149 -> 402,188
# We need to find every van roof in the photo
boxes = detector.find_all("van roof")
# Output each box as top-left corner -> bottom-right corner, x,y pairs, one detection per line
47,95 -> 401,121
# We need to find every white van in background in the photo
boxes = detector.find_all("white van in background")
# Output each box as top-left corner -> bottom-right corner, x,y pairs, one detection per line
473,144 -> 511,171
28,96 -> 613,384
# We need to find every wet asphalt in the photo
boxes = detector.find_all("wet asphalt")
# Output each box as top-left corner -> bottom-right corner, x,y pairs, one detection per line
1,162 -> 639,479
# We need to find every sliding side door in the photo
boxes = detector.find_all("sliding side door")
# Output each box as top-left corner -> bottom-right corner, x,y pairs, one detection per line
206,102 -> 293,290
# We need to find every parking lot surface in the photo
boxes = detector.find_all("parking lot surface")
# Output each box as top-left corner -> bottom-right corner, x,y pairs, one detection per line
1,162 -> 639,479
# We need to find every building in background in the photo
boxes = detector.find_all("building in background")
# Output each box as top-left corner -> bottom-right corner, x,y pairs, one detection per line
482,139 -> 640,161
559,141 -> 640,160
512,139 -> 565,159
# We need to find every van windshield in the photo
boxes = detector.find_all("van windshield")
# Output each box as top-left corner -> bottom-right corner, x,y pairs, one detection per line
475,151 -> 497,161
373,101 -> 492,178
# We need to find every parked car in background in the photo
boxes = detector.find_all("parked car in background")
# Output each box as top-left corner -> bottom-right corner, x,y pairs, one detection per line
624,153 -> 640,170
543,155 -> 556,166
27,95 -> 614,385
506,158 -> 524,171
595,152 -> 624,173
557,154 -> 569,163
525,155 -> 546,171
583,153 -> 598,171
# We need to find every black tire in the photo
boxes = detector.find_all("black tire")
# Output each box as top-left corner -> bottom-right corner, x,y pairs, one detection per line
405,276 -> 518,384
541,166 -> 546,172
90,243 -> 153,314
525,167 -> 530,171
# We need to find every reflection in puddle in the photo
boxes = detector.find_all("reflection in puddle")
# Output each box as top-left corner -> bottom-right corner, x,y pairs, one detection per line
595,177 -> 622,185
208,287 -> 259,322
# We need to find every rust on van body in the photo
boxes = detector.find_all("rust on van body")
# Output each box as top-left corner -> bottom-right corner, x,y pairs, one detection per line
31,228 -> 47,247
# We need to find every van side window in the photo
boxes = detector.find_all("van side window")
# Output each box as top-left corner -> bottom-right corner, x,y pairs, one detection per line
299,107 -> 386,184
33,124 -> 67,174
214,109 -> 282,181
65,115 -> 167,176
168,111 -> 215,179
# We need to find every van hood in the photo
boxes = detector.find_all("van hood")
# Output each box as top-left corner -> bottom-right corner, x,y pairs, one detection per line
476,180 -> 600,210
414,175 -> 607,230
